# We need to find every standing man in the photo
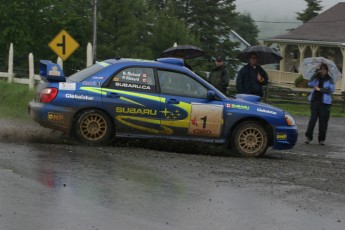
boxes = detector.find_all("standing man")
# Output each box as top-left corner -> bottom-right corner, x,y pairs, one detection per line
209,56 -> 230,95
236,52 -> 268,97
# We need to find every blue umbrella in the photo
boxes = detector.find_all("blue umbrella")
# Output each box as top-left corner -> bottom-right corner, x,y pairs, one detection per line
299,57 -> 341,81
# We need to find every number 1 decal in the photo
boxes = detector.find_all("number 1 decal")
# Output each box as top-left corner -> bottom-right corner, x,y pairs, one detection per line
188,103 -> 223,138
201,116 -> 207,129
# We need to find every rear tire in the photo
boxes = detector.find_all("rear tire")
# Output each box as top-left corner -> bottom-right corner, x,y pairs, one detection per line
75,110 -> 113,145
231,121 -> 268,157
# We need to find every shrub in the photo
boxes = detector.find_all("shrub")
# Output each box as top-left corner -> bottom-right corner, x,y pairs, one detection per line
294,75 -> 308,88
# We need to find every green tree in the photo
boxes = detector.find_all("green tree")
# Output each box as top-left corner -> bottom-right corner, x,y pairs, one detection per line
232,13 -> 258,46
145,0 -> 199,59
97,0 -> 153,60
175,0 -> 239,75
296,0 -> 323,23
0,0 -> 92,74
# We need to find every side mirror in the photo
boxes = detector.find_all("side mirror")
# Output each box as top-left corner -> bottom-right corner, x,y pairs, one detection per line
207,90 -> 216,100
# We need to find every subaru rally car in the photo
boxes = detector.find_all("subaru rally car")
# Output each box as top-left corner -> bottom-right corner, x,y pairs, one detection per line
29,58 -> 298,157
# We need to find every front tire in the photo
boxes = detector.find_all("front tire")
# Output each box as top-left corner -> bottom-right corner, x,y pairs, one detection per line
75,110 -> 113,145
231,121 -> 269,157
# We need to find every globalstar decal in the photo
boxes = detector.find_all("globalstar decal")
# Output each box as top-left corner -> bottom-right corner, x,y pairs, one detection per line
257,108 -> 277,115
226,103 -> 250,110
115,82 -> 151,90
65,94 -> 94,101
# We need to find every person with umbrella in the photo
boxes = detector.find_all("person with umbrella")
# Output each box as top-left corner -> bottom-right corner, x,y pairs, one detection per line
208,56 -> 230,95
236,52 -> 268,97
161,44 -> 205,71
304,63 -> 335,145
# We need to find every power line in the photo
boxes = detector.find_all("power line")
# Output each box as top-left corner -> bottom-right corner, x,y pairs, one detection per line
254,20 -> 301,24
237,0 -> 267,6
254,19 -> 345,24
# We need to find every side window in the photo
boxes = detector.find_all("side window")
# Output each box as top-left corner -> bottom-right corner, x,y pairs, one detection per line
158,70 -> 208,98
110,67 -> 156,92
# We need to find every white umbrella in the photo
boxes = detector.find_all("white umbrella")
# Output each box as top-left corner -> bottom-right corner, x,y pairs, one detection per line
299,57 -> 341,81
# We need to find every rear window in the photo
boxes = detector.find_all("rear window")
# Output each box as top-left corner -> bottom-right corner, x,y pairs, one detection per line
68,62 -> 110,82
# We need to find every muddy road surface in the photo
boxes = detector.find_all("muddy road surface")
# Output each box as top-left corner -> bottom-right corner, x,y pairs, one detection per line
0,116 -> 345,230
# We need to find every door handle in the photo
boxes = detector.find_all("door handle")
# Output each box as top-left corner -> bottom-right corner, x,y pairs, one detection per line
107,92 -> 120,98
167,98 -> 180,104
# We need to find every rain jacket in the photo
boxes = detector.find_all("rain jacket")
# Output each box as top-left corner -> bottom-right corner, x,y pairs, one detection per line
236,64 -> 268,97
209,65 -> 230,94
308,73 -> 334,105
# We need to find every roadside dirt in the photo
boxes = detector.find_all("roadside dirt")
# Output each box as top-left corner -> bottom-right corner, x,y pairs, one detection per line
1,116 -> 345,196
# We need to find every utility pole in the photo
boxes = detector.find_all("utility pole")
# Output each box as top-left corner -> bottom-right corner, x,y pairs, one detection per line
92,0 -> 97,62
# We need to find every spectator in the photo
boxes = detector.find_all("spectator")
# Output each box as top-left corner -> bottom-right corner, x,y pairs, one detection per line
305,63 -> 335,145
208,56 -> 230,95
236,53 -> 268,97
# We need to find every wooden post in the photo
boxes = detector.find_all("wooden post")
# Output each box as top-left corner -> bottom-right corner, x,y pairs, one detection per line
8,43 -> 14,83
29,53 -> 34,89
57,57 -> 63,71
340,47 -> 345,92
87,42 -> 93,67
298,44 -> 307,71
278,43 -> 286,72
310,45 -> 319,57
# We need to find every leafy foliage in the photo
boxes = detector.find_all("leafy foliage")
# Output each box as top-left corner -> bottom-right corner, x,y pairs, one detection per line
294,75 -> 309,88
232,13 -> 259,46
0,0 -> 258,75
296,0 -> 323,23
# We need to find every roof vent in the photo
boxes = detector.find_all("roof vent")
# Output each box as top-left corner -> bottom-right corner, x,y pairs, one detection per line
156,58 -> 184,67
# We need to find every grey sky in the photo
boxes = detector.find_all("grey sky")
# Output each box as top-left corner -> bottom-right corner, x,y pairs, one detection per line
235,0 -> 345,39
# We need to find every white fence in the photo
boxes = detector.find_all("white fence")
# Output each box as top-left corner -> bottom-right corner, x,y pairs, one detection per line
266,69 -> 343,92
0,43 -> 93,89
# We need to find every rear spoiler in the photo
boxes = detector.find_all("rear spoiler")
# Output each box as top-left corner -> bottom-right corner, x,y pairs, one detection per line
39,60 -> 65,82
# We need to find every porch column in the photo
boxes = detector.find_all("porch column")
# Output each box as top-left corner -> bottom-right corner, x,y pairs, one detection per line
263,41 -> 272,47
278,43 -> 286,72
340,47 -> 345,92
298,44 -> 307,70
310,45 -> 319,57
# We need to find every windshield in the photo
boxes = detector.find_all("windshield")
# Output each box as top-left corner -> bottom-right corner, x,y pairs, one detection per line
68,62 -> 110,82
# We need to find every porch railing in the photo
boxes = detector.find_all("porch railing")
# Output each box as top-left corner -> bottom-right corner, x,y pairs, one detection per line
265,69 -> 343,91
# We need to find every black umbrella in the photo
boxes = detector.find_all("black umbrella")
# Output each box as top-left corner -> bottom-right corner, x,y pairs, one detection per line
237,45 -> 283,65
161,45 -> 205,59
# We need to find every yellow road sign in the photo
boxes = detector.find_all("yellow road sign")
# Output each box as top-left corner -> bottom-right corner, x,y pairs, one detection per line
48,30 -> 79,61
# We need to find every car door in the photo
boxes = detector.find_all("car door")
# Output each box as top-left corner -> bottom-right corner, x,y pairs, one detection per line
101,66 -> 162,135
157,69 -> 224,138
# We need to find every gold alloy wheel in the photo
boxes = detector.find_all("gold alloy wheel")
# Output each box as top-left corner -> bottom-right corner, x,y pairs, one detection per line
80,113 -> 107,141
238,127 -> 264,154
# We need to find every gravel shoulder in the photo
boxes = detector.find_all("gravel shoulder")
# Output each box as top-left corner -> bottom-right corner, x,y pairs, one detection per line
1,116 -> 345,229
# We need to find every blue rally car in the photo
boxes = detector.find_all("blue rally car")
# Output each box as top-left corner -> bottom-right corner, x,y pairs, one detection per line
29,58 -> 298,157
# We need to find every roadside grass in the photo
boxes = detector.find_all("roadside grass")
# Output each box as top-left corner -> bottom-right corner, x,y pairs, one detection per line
267,100 -> 345,117
0,80 -> 36,120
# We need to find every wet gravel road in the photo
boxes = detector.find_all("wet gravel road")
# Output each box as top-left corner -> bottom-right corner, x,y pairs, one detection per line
0,116 -> 345,230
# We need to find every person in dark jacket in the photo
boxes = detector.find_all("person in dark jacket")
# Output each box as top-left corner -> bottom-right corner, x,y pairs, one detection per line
236,53 -> 268,97
209,56 -> 230,94
305,63 -> 335,145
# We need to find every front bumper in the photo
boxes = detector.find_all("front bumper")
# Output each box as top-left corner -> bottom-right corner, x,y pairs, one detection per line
28,100 -> 76,134
272,125 -> 298,150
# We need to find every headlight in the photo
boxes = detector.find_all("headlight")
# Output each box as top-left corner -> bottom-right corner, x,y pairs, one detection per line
285,114 -> 296,126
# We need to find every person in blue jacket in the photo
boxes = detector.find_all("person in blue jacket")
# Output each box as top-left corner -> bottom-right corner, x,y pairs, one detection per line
236,52 -> 268,97
305,63 -> 335,145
